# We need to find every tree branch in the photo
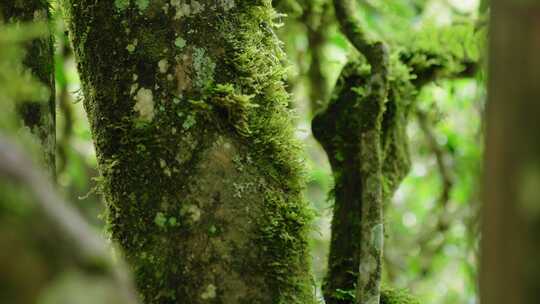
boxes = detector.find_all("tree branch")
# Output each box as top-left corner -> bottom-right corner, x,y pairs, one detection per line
333,0 -> 388,73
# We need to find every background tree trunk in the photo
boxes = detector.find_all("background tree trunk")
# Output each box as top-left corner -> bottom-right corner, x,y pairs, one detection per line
0,3 -> 138,304
0,0 -> 55,175
481,1 -> 540,303
62,1 -> 315,303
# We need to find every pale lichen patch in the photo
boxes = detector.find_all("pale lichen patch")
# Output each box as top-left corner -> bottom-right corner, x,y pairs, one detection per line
158,59 -> 170,73
219,0 -> 235,11
182,204 -> 202,223
171,0 -> 205,20
134,88 -> 155,122
192,47 -> 216,89
200,284 -> 217,300
159,159 -> 167,168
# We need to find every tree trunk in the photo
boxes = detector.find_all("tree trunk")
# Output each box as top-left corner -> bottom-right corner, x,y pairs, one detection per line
481,1 -> 540,303
0,0 -> 56,175
313,59 -> 411,304
1,3 -> 139,304
62,1 -> 314,303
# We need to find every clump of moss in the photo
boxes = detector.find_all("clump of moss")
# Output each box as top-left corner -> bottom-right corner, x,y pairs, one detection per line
216,2 -> 315,302
210,83 -> 257,137
381,286 -> 420,304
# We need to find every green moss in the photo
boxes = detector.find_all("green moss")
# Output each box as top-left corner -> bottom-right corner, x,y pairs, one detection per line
380,287 -> 420,304
135,0 -> 149,11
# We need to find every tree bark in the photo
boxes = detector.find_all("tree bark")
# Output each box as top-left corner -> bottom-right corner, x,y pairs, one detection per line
481,1 -> 540,303
63,1 -> 314,303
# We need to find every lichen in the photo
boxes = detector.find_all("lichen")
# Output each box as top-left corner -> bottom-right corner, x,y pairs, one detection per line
191,47 -> 216,90
171,0 -> 205,20
219,0 -> 236,11
200,284 -> 217,300
174,37 -> 186,49
158,59 -> 169,73
134,88 -> 155,122
181,204 -> 202,223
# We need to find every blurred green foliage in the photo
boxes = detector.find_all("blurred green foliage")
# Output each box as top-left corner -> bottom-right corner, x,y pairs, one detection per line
0,24 -> 49,132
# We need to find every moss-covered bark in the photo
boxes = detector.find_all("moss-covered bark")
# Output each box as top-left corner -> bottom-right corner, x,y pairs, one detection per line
0,0 -> 56,175
314,1 -> 393,303
313,58 -> 412,304
62,1 -> 314,303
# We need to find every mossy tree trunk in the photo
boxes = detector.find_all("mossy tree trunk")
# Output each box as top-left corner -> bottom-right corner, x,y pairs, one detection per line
62,1 -> 314,303
0,0 -> 56,175
481,1 -> 540,303
313,56 -> 411,304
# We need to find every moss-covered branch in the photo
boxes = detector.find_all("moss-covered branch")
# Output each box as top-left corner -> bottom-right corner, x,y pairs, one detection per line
333,0 -> 388,73
314,6 -> 480,302
314,1 -> 393,303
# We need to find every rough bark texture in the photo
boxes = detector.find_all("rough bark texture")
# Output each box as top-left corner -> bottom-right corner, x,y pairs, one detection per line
314,1 -> 393,303
481,1 -> 540,303
62,1 -> 314,303
313,60 -> 411,304
313,52 -> 475,303
0,0 -> 56,175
